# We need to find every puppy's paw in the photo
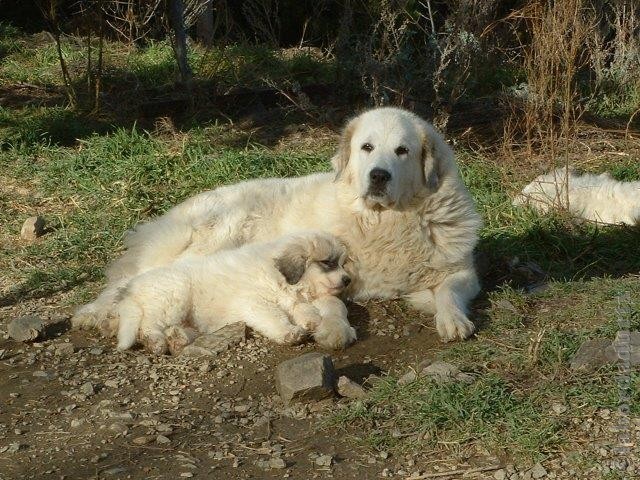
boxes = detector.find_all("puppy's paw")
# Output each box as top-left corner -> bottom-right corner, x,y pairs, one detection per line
292,304 -> 323,331
140,332 -> 169,355
435,310 -> 475,342
165,326 -> 199,355
313,317 -> 357,350
281,325 -> 309,345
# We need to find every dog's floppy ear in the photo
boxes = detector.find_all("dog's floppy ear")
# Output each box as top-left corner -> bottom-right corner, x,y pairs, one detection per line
274,243 -> 308,285
419,120 -> 457,192
331,117 -> 359,180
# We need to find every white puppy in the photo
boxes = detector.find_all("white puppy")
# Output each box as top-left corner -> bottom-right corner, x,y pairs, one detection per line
114,231 -> 356,354
514,168 -> 640,225
75,107 -> 482,342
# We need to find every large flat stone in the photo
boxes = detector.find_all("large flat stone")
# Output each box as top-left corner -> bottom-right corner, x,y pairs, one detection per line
570,338 -> 618,371
612,331 -> 640,366
180,322 -> 246,356
275,352 -> 335,405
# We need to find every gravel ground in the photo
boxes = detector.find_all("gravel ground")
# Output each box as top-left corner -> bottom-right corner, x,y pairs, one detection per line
1,292 -> 638,480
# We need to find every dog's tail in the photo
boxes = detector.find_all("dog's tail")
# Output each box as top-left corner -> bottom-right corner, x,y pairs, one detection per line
115,297 -> 144,351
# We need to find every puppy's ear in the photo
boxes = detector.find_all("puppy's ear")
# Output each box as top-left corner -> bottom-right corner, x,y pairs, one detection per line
419,120 -> 456,192
331,117 -> 359,180
274,244 -> 308,285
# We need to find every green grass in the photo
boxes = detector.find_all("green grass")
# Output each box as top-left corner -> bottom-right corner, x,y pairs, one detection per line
1,27 -> 639,468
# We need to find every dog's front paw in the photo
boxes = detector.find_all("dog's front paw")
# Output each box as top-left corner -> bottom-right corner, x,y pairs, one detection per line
281,325 -> 309,345
313,317 -> 357,350
435,311 -> 475,342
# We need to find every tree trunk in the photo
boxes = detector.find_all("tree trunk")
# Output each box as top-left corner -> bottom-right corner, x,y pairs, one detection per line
167,0 -> 193,89
196,0 -> 214,47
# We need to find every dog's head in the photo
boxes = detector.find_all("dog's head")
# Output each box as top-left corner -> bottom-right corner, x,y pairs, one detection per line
331,107 -> 458,210
274,232 -> 351,297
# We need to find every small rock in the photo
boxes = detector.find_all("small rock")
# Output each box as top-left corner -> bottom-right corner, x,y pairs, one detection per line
109,422 -> 128,435
55,342 -> 75,356
269,457 -> 286,469
103,467 -> 126,476
80,382 -> 95,396
8,315 -> 45,342
7,443 -> 26,453
179,473 -> 193,478
530,463 -> 547,479
315,454 -> 333,467
32,370 -> 52,379
551,403 -> 567,415
336,376 -> 367,399
398,370 -> 417,385
20,216 -> 46,240
132,435 -> 154,445
494,469 -> 507,480
199,361 -> 212,373
156,435 -> 171,444
570,339 -> 618,371
275,352 -> 335,405
421,361 -> 460,381
104,380 -> 118,388
89,347 -> 104,355
70,419 -> 84,428
181,322 -> 246,356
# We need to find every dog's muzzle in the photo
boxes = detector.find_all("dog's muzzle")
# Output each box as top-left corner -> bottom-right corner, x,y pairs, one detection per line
367,167 -> 391,197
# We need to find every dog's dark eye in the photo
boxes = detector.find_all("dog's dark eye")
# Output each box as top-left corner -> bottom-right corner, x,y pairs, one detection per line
320,259 -> 337,270
395,146 -> 408,155
361,143 -> 374,152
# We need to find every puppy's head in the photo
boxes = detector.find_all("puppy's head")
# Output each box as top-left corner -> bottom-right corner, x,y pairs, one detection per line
331,107 -> 458,210
274,232 -> 351,297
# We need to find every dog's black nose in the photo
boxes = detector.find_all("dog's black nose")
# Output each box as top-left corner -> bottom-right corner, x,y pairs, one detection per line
369,168 -> 391,185
342,275 -> 351,287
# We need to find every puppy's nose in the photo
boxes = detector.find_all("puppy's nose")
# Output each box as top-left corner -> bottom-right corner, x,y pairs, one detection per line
369,168 -> 391,185
342,275 -> 351,287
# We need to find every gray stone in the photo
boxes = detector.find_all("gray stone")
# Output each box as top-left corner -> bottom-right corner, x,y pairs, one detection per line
80,381 -> 95,396
20,216 -> 46,240
494,469 -> 507,480
612,331 -> 640,366
275,352 -> 335,405
156,435 -> 171,444
570,339 -> 618,371
8,315 -> 46,342
55,342 -> 75,356
421,361 -> 460,381
336,376 -> 367,399
181,322 -> 246,356
398,370 -> 417,385
530,463 -> 547,478
269,457 -> 286,469
315,454 -> 333,467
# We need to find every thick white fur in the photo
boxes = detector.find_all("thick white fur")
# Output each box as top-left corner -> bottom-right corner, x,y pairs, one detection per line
114,231 -> 356,353
74,107 -> 482,342
514,168 -> 640,225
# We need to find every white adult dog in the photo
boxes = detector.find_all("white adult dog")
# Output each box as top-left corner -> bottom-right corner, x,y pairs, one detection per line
74,107 -> 482,342
114,231 -> 355,353
514,168 -> 640,225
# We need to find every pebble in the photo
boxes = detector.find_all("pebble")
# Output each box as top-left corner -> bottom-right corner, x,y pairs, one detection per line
336,376 -> 367,399
530,463 -> 548,479
269,457 -> 286,469
132,435 -> 154,445
156,435 -> 171,444
20,216 -> 46,240
494,469 -> 507,480
315,454 -> 333,467
8,315 -> 46,342
80,381 -> 95,396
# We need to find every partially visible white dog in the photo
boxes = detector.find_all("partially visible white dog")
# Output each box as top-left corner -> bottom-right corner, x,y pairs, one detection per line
514,168 -> 640,225
114,231 -> 356,354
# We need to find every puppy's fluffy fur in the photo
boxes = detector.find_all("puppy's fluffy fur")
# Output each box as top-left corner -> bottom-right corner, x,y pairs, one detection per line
114,231 -> 356,353
514,168 -> 640,225
75,107 -> 482,342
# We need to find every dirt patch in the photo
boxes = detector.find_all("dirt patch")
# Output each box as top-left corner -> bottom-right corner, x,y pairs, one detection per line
0,296 -> 460,480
